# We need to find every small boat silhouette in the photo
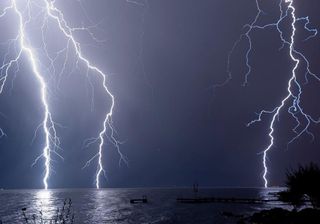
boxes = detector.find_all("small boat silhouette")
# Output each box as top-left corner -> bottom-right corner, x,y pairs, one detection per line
130,195 -> 148,204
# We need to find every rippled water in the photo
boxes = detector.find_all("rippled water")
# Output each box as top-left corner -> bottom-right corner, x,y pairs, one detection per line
0,188 -> 288,223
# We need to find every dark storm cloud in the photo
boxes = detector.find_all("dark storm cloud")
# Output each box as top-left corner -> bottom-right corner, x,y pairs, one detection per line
0,0 -> 320,189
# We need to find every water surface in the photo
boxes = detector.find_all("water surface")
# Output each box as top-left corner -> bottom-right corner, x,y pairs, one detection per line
0,188 -> 288,223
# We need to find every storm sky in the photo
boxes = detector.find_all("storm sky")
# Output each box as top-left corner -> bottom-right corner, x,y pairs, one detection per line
1,0 -> 320,189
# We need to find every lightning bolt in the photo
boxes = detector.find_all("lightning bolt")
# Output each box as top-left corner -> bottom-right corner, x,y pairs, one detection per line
43,0 -> 121,189
0,113 -> 6,139
0,0 -> 60,190
0,0 -> 126,189
227,0 -> 319,187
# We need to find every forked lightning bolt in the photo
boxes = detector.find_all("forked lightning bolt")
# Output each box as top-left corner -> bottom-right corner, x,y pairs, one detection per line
44,0 -> 128,189
0,0 -> 126,189
0,0 -> 60,190
228,0 -> 320,187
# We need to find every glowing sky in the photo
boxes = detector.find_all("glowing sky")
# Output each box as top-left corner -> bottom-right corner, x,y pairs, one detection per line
0,0 -> 320,189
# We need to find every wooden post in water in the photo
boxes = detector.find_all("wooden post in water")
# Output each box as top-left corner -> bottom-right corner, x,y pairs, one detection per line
193,182 -> 199,198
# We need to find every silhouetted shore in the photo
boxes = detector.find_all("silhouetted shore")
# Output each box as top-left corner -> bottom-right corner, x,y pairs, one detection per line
238,208 -> 320,224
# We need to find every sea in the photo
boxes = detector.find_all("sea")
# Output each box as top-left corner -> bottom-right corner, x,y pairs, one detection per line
0,187 -> 290,224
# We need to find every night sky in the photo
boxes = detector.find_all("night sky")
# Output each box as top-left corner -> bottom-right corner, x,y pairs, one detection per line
1,0 -> 320,189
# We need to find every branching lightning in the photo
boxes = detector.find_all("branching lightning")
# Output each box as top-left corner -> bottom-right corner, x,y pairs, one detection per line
0,0 -> 60,190
228,0 -> 320,187
44,0 -> 128,189
0,0 -> 126,189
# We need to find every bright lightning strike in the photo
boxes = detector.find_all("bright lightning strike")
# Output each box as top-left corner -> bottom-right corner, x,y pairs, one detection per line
0,0 -> 60,190
227,0 -> 320,187
43,0 -> 125,189
0,0 -> 126,189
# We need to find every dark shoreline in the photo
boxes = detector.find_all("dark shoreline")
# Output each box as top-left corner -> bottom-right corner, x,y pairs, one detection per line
238,207 -> 320,224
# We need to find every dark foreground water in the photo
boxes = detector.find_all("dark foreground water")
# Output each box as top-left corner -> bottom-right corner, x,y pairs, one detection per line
0,188 -> 289,223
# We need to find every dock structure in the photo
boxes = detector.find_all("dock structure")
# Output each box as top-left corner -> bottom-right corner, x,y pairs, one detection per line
176,197 -> 279,204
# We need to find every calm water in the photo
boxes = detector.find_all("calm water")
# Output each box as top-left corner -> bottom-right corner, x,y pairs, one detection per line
0,188 -> 288,223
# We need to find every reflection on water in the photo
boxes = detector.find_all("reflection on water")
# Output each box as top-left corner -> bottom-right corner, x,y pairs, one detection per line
18,190 -> 75,223
35,190 -> 54,221
0,188 -> 287,224
90,189 -> 133,223
259,187 -> 281,199
91,190 -> 108,222
258,187 -> 291,210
